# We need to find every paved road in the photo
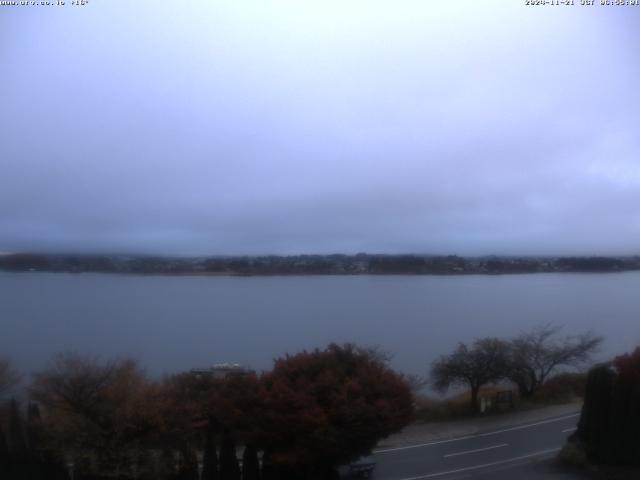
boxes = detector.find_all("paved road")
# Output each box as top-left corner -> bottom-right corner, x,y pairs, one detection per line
371,413 -> 582,480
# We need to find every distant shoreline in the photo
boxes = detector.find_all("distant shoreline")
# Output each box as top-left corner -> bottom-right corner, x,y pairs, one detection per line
1,252 -> 639,276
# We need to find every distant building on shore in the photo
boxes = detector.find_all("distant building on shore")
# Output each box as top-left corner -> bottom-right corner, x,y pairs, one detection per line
190,362 -> 252,380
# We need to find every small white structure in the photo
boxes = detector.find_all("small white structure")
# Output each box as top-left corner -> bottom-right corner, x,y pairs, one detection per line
190,363 -> 251,379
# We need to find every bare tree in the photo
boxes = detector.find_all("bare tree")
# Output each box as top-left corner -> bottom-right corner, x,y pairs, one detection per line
29,352 -> 156,478
507,324 -> 603,398
360,344 -> 394,365
430,338 -> 510,412
0,357 -> 21,398
30,352 -> 118,422
406,374 -> 429,394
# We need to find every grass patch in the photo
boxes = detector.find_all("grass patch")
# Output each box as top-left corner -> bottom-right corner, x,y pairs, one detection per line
414,374 -> 586,423
558,442 -> 589,468
414,385 -> 510,422
530,372 -> 587,405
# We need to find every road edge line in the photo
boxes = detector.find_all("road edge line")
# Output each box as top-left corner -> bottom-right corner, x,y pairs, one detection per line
443,442 -> 508,458
396,447 -> 562,480
374,413 -> 579,454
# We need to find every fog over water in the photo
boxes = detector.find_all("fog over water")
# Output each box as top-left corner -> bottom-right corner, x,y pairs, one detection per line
2,272 -> 638,379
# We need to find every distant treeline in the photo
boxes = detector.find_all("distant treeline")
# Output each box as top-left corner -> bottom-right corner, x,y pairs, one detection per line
1,253 -> 639,276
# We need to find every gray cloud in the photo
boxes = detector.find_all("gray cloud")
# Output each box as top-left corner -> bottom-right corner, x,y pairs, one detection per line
1,1 -> 639,255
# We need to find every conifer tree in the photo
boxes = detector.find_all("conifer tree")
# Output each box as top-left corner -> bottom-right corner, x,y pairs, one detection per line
219,429 -> 240,480
241,445 -> 260,480
26,402 -> 42,455
575,348 -> 640,466
158,448 -> 178,480
178,447 -> 199,480
6,399 -> 29,480
8,398 -> 27,457
0,425 -> 10,479
259,451 -> 274,480
202,426 -> 219,480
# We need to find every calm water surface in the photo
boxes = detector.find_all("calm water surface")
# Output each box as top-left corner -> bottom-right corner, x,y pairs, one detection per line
1,272 -> 639,378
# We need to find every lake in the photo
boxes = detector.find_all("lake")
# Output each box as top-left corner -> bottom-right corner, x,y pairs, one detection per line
1,272 -> 639,379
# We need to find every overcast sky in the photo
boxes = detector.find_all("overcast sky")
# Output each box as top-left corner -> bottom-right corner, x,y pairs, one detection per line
1,1 -> 639,256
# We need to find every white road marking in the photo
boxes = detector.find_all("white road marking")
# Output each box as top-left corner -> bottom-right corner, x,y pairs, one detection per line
562,427 -> 577,433
395,447 -> 561,480
374,413 -> 579,454
443,443 -> 508,458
